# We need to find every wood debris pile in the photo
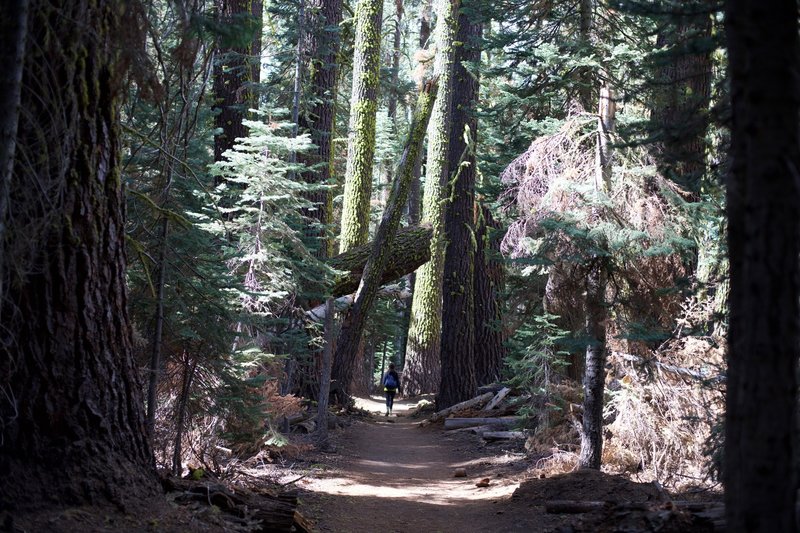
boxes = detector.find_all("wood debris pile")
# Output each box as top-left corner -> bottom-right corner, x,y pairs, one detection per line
419,385 -> 531,443
162,476 -> 313,532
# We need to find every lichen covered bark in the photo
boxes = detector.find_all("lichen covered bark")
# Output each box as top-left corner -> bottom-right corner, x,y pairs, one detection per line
404,0 -> 460,396
332,81 -> 438,400
338,0 -> 384,253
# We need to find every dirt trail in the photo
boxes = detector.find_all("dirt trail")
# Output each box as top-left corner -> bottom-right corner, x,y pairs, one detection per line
299,396 -> 543,533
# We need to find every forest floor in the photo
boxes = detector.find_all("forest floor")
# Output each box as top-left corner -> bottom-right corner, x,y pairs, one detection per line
280,395 -> 716,533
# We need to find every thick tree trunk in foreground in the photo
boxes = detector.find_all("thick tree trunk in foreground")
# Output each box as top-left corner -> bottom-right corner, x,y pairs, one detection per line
0,0 -> 28,313
404,0 -> 459,397
0,0 -> 158,510
438,6 -> 481,409
213,0 -> 263,162
328,225 -> 433,297
724,0 -> 800,531
332,81 -> 437,401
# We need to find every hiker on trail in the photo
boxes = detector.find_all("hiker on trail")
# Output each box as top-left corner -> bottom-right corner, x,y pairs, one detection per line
382,363 -> 401,416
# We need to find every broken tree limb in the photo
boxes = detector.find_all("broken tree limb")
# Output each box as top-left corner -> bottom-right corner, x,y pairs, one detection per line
327,225 -> 433,298
482,387 -> 511,411
428,391 -> 494,422
481,430 -> 527,441
443,416 -> 522,430
306,284 -> 411,322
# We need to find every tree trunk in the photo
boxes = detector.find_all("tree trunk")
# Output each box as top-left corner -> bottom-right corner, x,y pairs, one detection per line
404,0 -> 460,397
650,3 -> 713,195
0,0 -> 28,312
578,83 -> 614,471
171,354 -> 198,476
328,225 -> 432,297
338,0 -> 384,253
473,203 -> 505,386
724,0 -> 800,530
212,0 -> 263,162
438,6 -> 481,409
299,0 -> 343,259
0,0 -> 158,509
332,80 -> 438,402
315,298 -> 335,446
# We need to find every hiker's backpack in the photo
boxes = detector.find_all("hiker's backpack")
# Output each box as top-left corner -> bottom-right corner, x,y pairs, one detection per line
384,372 -> 398,389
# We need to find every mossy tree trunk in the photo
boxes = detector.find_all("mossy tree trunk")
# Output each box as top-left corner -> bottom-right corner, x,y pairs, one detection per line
333,81 -> 438,402
404,0 -> 459,397
331,0 -> 383,394
212,0 -> 263,162
338,0 -> 384,253
724,0 -> 800,530
0,0 -> 159,509
438,5 -> 481,409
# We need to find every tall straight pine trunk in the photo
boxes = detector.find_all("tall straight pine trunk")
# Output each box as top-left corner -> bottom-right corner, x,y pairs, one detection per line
438,3 -> 482,409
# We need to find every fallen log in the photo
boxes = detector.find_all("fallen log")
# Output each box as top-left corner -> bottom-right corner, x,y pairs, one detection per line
429,392 -> 494,422
327,225 -> 433,298
306,284 -> 411,322
481,430 -> 526,441
443,416 -> 521,430
483,387 -> 511,411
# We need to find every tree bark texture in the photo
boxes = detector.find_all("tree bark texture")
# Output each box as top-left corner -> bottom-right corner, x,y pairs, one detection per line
0,0 -> 28,313
650,3 -> 713,195
724,1 -> 800,531
212,0 -> 263,162
578,258 -> 608,470
404,0 -> 460,397
338,0 -> 384,253
579,80 -> 614,471
473,203 -> 505,386
438,8 -> 481,409
332,80 -> 438,400
0,0 -> 158,509
328,225 -> 433,298
299,0 -> 343,259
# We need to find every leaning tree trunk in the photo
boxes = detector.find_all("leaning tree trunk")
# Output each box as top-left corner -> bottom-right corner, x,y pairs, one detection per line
724,0 -> 800,531
328,225 -> 432,297
404,0 -> 459,397
213,0 -> 263,162
0,0 -> 158,509
438,6 -> 482,410
578,84 -> 614,470
332,80 -> 438,404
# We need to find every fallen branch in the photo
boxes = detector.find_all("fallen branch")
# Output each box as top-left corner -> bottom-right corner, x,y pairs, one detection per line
428,392 -> 494,423
443,416 -> 521,430
483,387 -> 511,411
481,430 -> 527,441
